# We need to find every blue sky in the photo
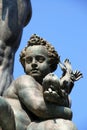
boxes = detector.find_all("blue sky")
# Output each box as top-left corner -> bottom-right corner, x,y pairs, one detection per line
14,1 -> 87,130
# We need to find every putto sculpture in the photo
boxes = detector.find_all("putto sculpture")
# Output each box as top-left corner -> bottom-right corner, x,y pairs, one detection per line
0,34 -> 82,130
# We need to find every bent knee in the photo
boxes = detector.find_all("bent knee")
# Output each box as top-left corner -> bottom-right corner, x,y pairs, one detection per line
27,119 -> 77,130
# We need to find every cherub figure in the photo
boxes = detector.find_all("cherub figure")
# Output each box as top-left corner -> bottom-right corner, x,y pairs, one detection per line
0,34 -> 82,130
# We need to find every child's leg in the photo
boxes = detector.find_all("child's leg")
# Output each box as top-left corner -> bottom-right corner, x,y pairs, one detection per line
27,119 -> 77,130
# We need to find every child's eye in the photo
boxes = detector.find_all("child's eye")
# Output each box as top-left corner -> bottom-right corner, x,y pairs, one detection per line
36,56 -> 45,63
26,57 -> 32,64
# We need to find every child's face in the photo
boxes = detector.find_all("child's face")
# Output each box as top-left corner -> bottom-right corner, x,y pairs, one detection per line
25,45 -> 51,83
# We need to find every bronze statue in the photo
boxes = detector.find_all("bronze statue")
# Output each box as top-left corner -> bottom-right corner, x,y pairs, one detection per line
0,34 -> 82,130
0,0 -> 32,95
0,0 -> 82,129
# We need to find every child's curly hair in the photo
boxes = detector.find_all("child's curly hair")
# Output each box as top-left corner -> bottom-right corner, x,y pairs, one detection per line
20,34 -> 60,72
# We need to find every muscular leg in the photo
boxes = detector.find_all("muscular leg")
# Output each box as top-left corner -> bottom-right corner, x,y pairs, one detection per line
0,97 -> 16,130
0,0 -> 32,95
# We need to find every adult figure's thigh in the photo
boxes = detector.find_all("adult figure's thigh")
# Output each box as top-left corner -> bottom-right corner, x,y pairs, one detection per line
0,97 -> 16,130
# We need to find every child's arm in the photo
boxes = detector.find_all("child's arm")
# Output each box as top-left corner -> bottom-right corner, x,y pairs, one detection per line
15,75 -> 72,120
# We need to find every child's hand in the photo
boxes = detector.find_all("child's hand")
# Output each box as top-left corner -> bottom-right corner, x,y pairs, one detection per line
42,73 -> 69,106
43,88 -> 69,107
43,87 -> 60,102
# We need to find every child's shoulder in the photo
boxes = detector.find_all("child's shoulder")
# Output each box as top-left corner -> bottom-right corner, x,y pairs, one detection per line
14,74 -> 39,89
15,74 -> 36,84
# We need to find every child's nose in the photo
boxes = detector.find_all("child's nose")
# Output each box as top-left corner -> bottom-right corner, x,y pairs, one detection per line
31,58 -> 37,68
31,63 -> 37,68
